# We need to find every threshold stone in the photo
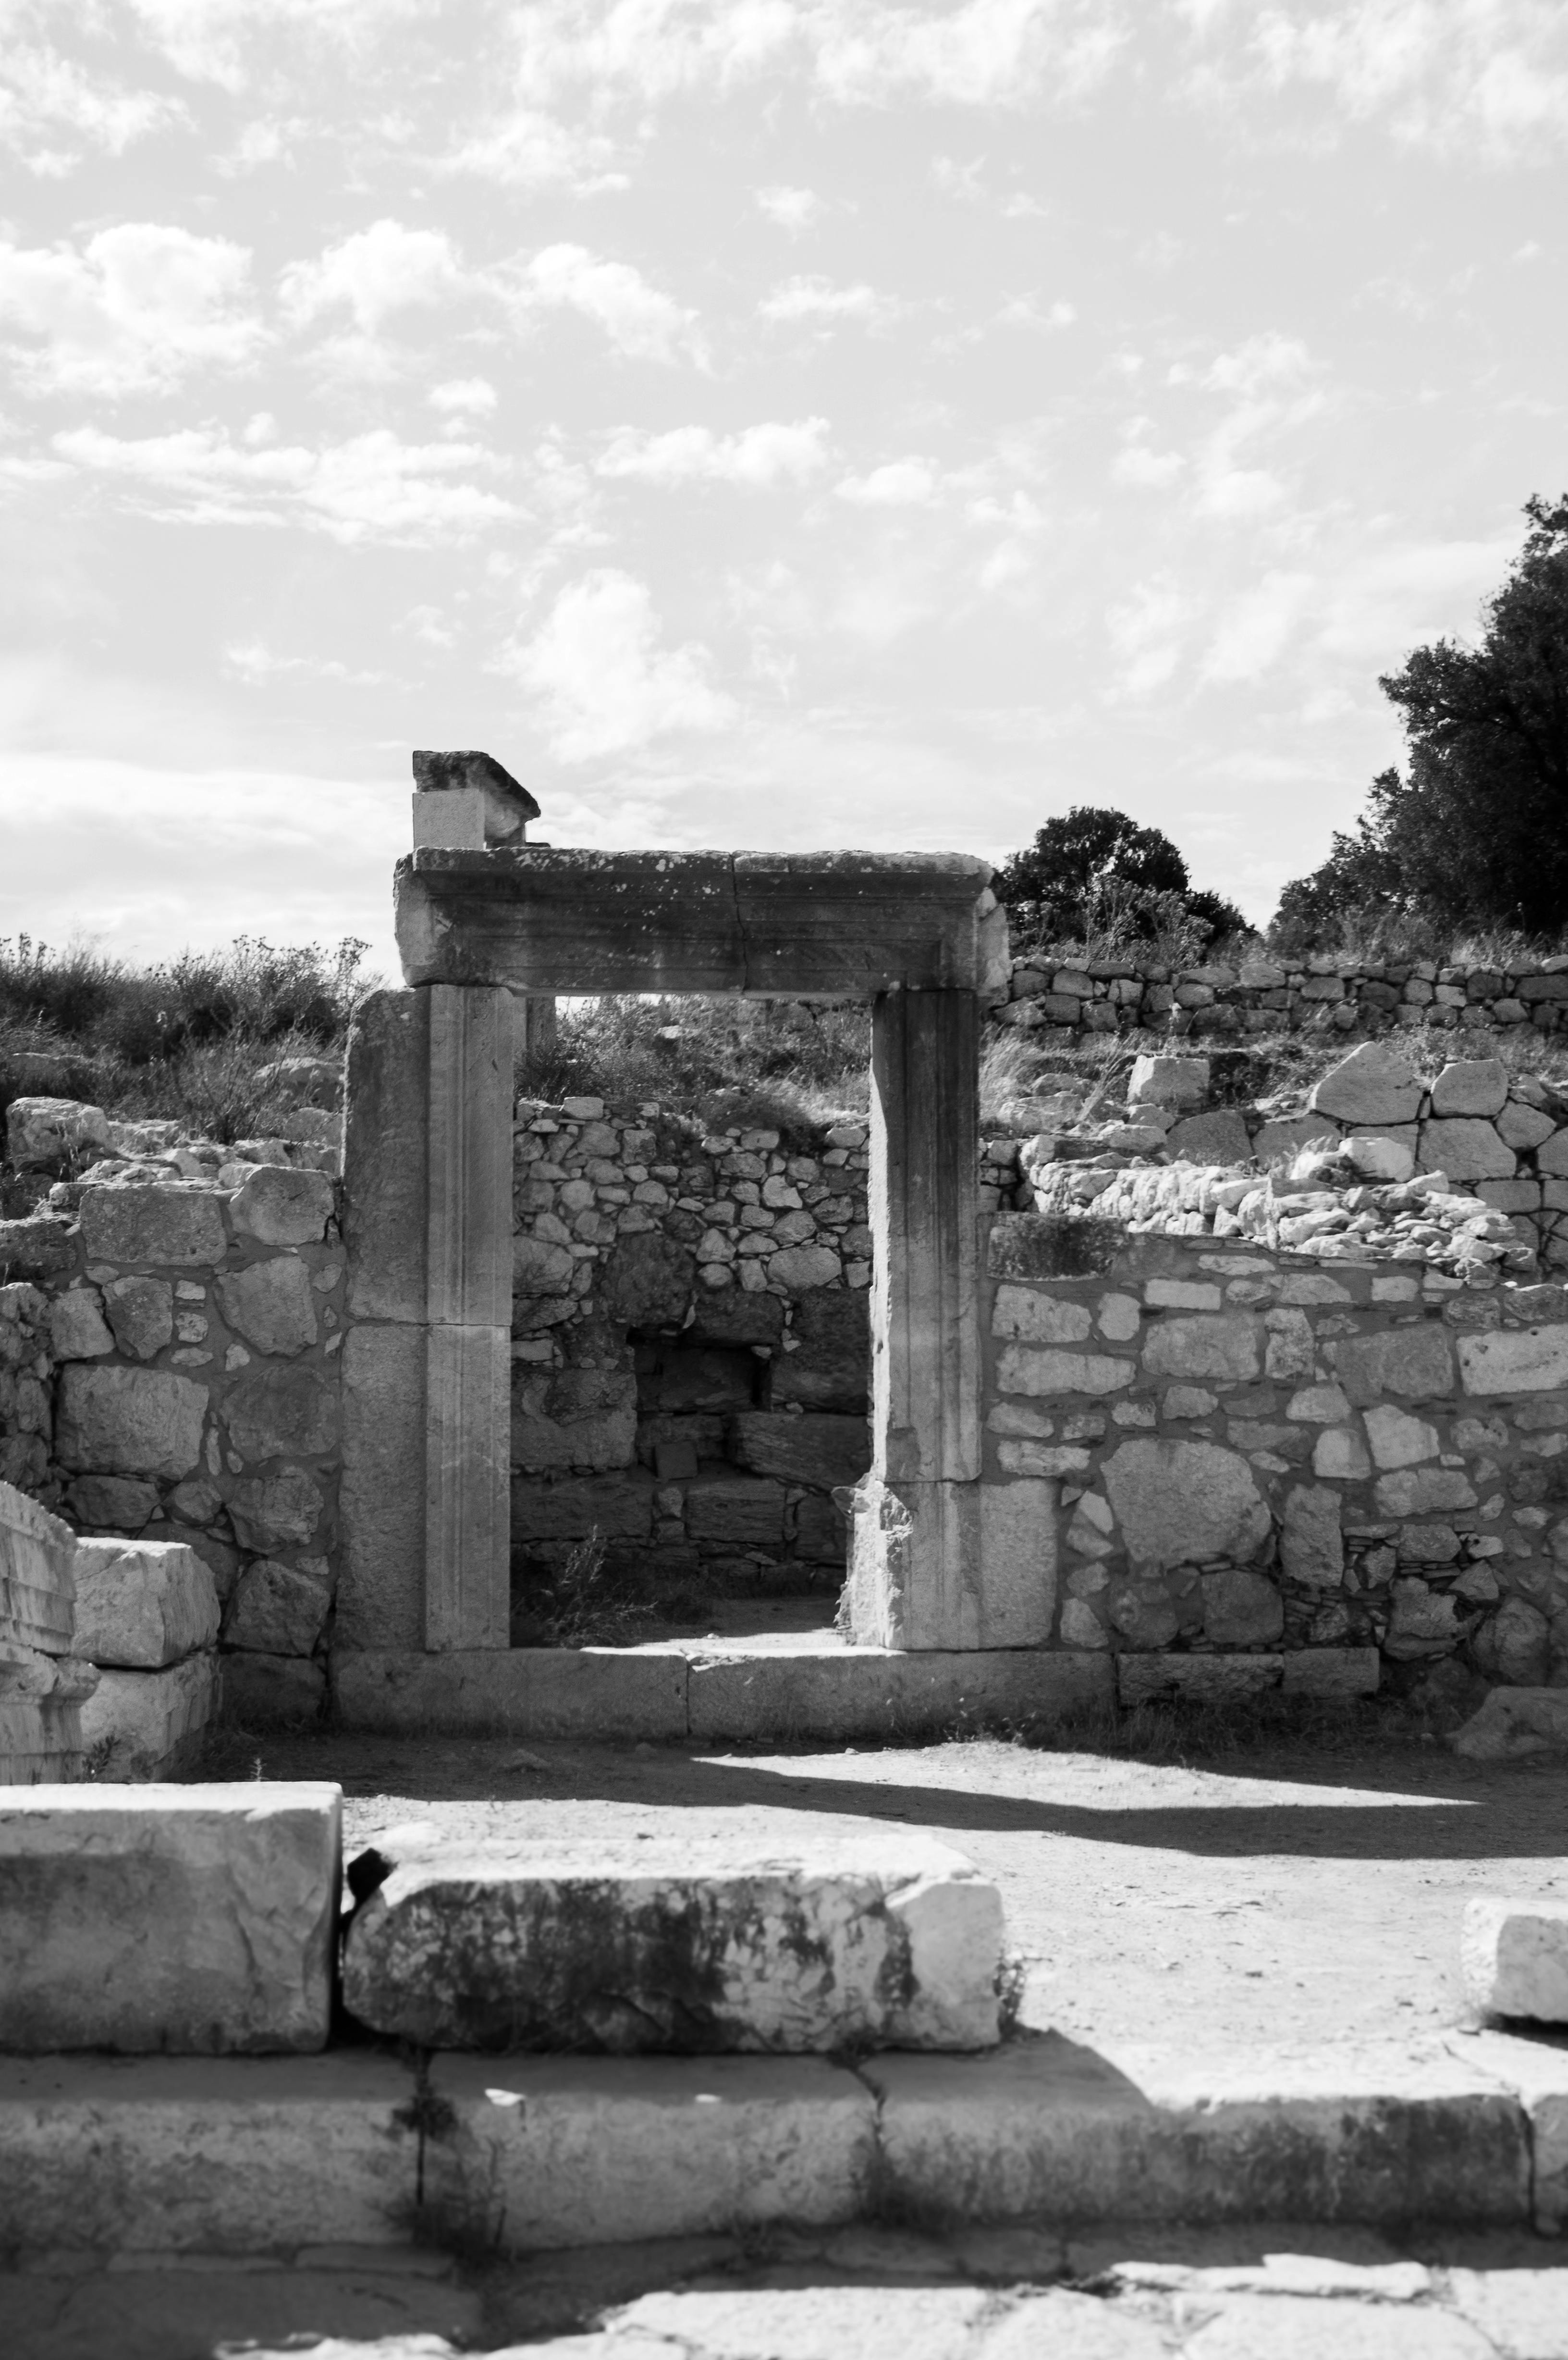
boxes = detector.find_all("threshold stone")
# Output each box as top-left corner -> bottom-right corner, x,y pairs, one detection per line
341,1826 -> 1004,2054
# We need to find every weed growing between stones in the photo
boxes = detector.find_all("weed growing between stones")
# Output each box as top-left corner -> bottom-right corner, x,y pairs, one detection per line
533,1529 -> 659,1650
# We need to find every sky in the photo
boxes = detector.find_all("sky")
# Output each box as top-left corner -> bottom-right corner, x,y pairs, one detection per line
1,0 -> 1565,978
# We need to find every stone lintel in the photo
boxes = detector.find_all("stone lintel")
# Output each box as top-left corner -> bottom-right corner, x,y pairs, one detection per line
394,848 -> 1003,998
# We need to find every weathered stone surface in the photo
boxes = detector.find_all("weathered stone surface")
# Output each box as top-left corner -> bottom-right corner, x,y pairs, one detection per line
1118,1654 -> 1282,1704
686,1476 -> 786,1545
1463,1899 -> 1568,2023
5,1094 -> 112,1168
1282,1647 -> 1380,1696
1458,1325 -> 1568,1395
1166,1109 -> 1251,1166
0,1783 -> 339,2050
769,1243 -> 843,1291
1432,1059 -> 1509,1119
1332,1325 -> 1454,1405
341,1826 -> 1003,2053
1201,1566 -> 1284,1646
511,1470 -> 653,1540
0,1478 -> 76,1657
1128,1055 -> 1209,1110
224,1561 -> 330,1657
77,1652 -> 219,1777
1141,1316 -> 1260,1383
72,1537 -> 220,1669
80,1186 -> 227,1268
513,1234 -> 576,1293
511,1365 -> 637,1475
1107,1581 -> 1180,1650
1313,1425 -> 1370,1479
101,1274 -> 174,1360
770,1290 -> 868,1412
1473,1597 -> 1552,1687
1498,1100 -> 1557,1151
991,1288 -> 1091,1344
731,1412 -> 872,1491
1102,1440 -> 1270,1573
217,1257 -> 319,1356
1309,1042 -> 1424,1126
1451,1687 -> 1568,1760
1364,1404 -> 1440,1469
221,1652 -> 327,1726
0,1213 -> 74,1281
1342,1133 -> 1416,1182
598,1230 -> 696,1329
996,1346 -> 1133,1397
63,1474 -> 159,1530
227,1467 -> 325,1554
1280,1485 -> 1344,1590
46,1288 -> 113,1360
1384,1577 -> 1466,1659
224,1363 -> 337,1461
1374,1466 -> 1476,1517
56,1365 -> 207,1479
229,1166 -> 334,1248
1420,1119 -> 1515,1182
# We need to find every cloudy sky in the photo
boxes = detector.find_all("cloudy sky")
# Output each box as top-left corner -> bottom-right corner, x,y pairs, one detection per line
2,1 -> 1565,975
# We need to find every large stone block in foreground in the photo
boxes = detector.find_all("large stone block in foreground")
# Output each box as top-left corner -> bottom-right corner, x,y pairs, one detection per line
71,1536 -> 220,1669
342,1826 -> 1004,2054
0,1783 -> 341,2053
1463,1898 -> 1568,2024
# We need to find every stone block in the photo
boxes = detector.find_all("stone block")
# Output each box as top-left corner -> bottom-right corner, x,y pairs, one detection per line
599,1230 -> 696,1329
1384,1576 -> 1466,1658
513,1235 -> 576,1294
1420,1119 -> 1515,1181
1309,1042 -> 1424,1127
221,1653 -> 327,1727
1128,1055 -> 1209,1110
47,1288 -> 113,1359
224,1560 -> 330,1657
0,1693 -> 87,1783
0,1213 -> 75,1281
341,1826 -> 1003,2054
0,1782 -> 338,2052
6,1094 -> 112,1168
512,1365 -> 637,1475
1364,1403 -> 1440,1468
335,1322 -> 423,1652
1450,1686 -> 1568,1760
1282,1647 -> 1380,1696
1280,1485 -> 1344,1589
1373,1467 -> 1477,1516
991,1287 -> 1092,1343
1254,1116 -> 1335,1162
996,1345 -> 1134,1396
977,1478 -> 1058,1647
1463,1900 -> 1568,2024
1472,1596 -> 1552,1686
72,1536 -> 220,1668
0,1478 -> 76,1656
78,1653 -> 218,1777
343,990 -> 428,1324
331,1647 -> 688,1740
228,1465 -> 325,1555
1201,1566 -> 1284,1645
1432,1059 -> 1509,1119
1141,1315 -> 1260,1382
64,1473 -> 159,1530
769,1243 -> 842,1291
56,1364 -> 207,1480
102,1274 -> 174,1359
217,1257 -> 319,1355
685,1644 -> 1110,1745
730,1411 -> 872,1490
224,1363 -> 337,1461
511,1470 -> 654,1539
1165,1109 -> 1251,1166
1332,1325 -> 1454,1405
686,1475 -> 787,1545
770,1290 -> 868,1412
229,1166 -> 334,1248
1117,1654 -> 1282,1704
1458,1325 -> 1568,1395
1342,1133 -> 1416,1181
79,1186 -> 227,1268
1102,1439 -> 1270,1573
1498,1101 -> 1557,1151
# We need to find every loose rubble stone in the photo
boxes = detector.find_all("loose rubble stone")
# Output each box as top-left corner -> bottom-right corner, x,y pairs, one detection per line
1102,1440 -> 1270,1573
80,1185 -> 227,1268
56,1364 -> 207,1479
0,1783 -> 340,2051
71,1536 -> 220,1668
229,1166 -> 334,1247
102,1274 -> 174,1359
223,1560 -> 330,1657
341,1827 -> 1004,2053
1128,1055 -> 1208,1109
217,1257 -> 319,1355
1463,1898 -> 1568,2023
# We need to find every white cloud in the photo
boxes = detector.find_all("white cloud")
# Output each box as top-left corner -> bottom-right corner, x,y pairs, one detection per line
444,106 -> 625,191
1200,569 -> 1314,682
810,0 -> 1127,107
0,37 -> 185,171
0,222 -> 264,396
597,418 -> 831,486
524,244 -> 703,364
994,294 -> 1076,329
756,183 -> 822,229
429,377 -> 497,416
834,459 -> 939,506
121,0 -> 395,92
224,639 -> 385,684
1113,423 -> 1186,487
280,220 -> 471,332
758,274 -> 893,327
53,423 -> 518,545
507,568 -> 735,758
1106,577 -> 1193,697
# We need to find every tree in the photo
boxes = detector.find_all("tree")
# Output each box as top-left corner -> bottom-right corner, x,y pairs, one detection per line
995,805 -> 1247,949
1274,494 -> 1568,943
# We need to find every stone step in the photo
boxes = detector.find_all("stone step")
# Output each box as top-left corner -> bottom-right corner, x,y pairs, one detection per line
0,2032 -> 1563,2257
0,1783 -> 341,2053
341,1826 -> 1004,2053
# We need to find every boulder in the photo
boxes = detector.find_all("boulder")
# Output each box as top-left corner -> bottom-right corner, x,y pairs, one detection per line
101,1275 -> 174,1360
77,1652 -> 219,1778
1101,1439 -> 1270,1573
217,1258 -> 319,1356
0,1783 -> 340,2051
229,1166 -> 334,1248
1431,1059 -> 1509,1119
1308,1042 -> 1424,1127
72,1537 -> 220,1668
5,1096 -> 112,1169
224,1364 -> 337,1462
1451,1686 -> 1568,1759
55,1365 -> 207,1480
1472,1596 -> 1552,1687
79,1186 -> 227,1268
1462,1898 -> 1568,2023
1128,1056 -> 1209,1110
46,1289 -> 114,1360
340,1825 -> 1003,2053
731,1412 -> 872,1491
1280,1485 -> 1344,1589
227,1467 -> 325,1553
1201,1566 -> 1285,1646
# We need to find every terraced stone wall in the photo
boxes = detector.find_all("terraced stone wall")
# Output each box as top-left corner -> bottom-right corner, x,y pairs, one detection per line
981,1217 -> 1568,1694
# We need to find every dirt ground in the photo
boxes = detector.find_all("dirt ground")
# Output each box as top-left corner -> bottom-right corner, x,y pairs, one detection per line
193,1721 -> 1568,2055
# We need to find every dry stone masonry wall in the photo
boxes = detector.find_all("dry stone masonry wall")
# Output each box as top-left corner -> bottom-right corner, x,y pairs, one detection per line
510,1094 -> 875,1628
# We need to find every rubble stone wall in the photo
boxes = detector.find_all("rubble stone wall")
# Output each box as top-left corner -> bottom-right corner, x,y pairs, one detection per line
509,1094 -> 878,1627
982,1218 -> 1568,1691
993,952 -> 1568,1042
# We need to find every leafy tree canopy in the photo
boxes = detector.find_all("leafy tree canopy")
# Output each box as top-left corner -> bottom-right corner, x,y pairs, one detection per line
995,804 -> 1247,951
1274,494 -> 1568,946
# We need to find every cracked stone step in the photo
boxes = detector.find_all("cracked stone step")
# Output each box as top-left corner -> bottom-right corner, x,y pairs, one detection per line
340,1827 -> 1005,2053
